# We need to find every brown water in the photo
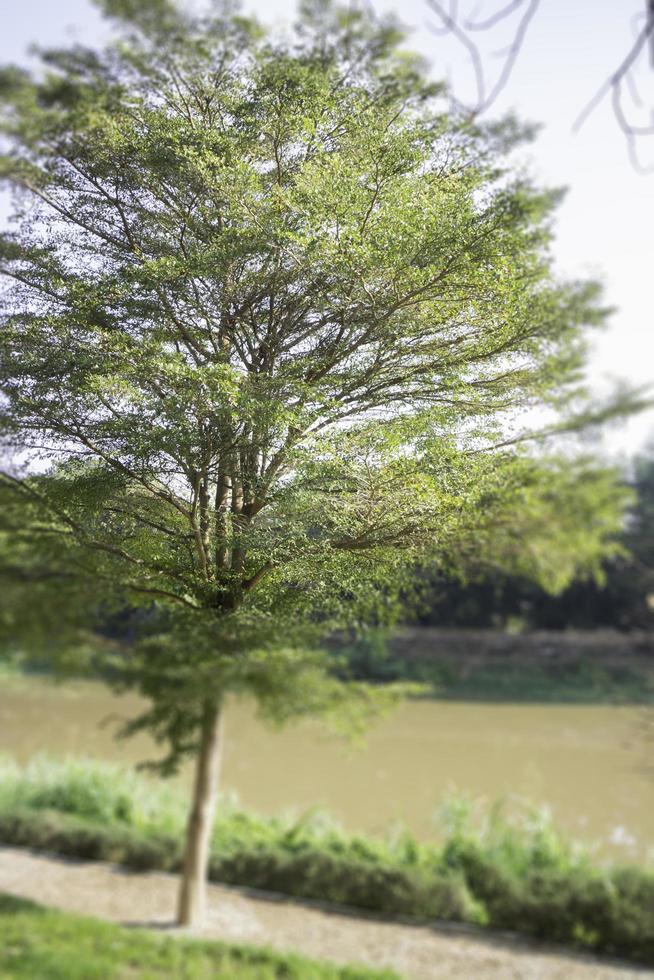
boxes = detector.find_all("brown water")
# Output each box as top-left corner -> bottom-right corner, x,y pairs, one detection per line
0,673 -> 652,862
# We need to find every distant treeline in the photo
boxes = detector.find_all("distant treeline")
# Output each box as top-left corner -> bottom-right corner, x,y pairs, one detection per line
408,452 -> 654,632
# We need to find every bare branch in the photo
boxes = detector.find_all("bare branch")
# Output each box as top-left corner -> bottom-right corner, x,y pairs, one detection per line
424,0 -> 654,174
573,15 -> 654,134
425,0 -> 540,114
480,0 -> 539,112
425,0 -> 486,108
465,0 -> 529,32
573,9 -> 654,175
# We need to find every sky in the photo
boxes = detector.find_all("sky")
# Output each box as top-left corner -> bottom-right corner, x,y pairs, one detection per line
1,0 -> 653,459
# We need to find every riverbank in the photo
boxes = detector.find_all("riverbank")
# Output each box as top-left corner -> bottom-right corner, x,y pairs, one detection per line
337,628 -> 654,702
1,850 -> 650,980
7,627 -> 654,703
0,756 -> 652,966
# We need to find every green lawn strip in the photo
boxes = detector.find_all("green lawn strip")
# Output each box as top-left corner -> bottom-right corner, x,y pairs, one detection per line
0,893 -> 398,980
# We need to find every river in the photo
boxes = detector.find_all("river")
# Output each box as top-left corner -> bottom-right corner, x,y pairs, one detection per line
0,673 -> 652,862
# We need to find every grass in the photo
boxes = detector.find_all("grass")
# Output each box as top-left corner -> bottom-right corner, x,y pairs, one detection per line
0,893 -> 397,979
0,754 -> 187,833
0,756 -> 653,965
420,660 -> 654,703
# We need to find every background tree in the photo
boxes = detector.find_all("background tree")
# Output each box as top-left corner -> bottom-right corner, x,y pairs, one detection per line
411,447 -> 654,632
0,0 -> 630,925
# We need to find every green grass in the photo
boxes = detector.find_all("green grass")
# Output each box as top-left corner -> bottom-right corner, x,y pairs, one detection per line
421,660 -> 654,703
0,893 -> 397,979
0,755 -> 187,833
0,756 -> 653,965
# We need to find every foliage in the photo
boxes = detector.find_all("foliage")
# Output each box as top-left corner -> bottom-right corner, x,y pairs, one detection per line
410,447 -> 654,632
0,893 -> 397,980
0,755 -> 186,831
1,755 -> 654,963
439,796 -> 654,961
0,0 -> 632,765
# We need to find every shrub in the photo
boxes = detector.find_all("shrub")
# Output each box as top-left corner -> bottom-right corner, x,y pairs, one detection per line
604,867 -> 654,962
210,846 -> 476,922
0,806 -> 181,869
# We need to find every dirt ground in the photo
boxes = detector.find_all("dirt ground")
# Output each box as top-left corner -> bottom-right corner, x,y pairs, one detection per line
0,846 -> 651,979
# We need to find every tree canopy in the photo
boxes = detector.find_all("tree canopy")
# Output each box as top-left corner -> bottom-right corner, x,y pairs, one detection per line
0,0 -> 628,735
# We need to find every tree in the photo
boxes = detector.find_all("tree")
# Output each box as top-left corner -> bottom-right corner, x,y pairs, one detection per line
409,448 -> 654,632
0,0 -> 628,925
620,449 -> 654,625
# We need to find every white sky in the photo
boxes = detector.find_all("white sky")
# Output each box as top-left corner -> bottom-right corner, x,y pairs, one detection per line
2,0 -> 653,459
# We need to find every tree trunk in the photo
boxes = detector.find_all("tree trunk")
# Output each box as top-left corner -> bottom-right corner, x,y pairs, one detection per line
177,697 -> 223,928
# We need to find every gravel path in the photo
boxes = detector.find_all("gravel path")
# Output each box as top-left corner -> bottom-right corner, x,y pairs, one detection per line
0,846 -> 651,979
